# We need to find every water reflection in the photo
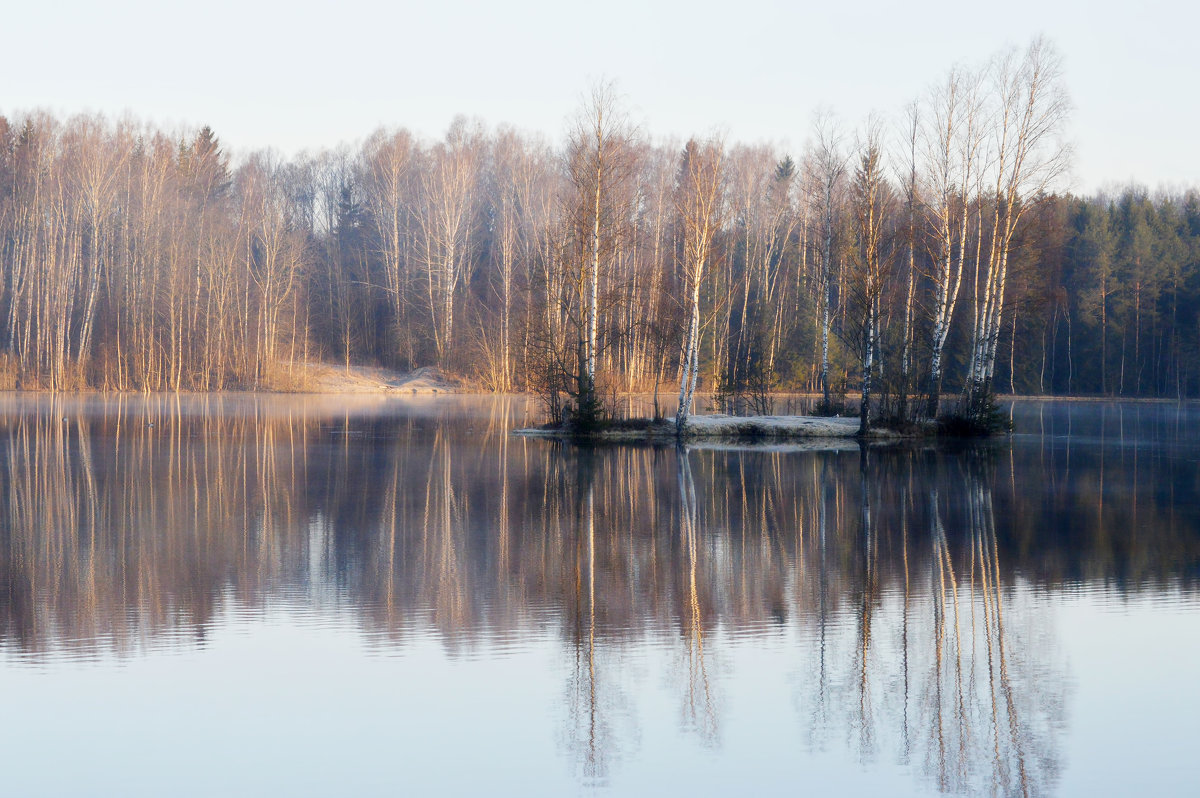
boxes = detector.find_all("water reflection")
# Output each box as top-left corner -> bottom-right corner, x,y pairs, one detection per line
0,396 -> 1197,794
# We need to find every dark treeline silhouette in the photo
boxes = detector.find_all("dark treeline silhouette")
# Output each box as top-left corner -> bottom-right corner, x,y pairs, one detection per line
1007,189 -> 1200,398
1,39 -> 1196,412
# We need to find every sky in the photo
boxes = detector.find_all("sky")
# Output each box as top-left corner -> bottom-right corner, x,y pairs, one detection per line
4,0 -> 1197,194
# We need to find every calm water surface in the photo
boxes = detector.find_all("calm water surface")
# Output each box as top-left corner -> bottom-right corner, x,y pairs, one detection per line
0,395 -> 1197,796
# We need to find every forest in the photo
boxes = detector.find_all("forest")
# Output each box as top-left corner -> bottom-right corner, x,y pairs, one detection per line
1,38 -> 1197,417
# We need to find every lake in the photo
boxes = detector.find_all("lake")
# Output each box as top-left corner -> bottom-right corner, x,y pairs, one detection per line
0,395 -> 1196,796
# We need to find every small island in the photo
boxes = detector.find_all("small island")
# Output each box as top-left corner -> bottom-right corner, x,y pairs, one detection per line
516,413 -> 875,441
513,385 -> 1003,442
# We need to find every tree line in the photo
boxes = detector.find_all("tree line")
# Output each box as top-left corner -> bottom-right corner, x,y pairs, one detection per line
1,38 -> 1196,416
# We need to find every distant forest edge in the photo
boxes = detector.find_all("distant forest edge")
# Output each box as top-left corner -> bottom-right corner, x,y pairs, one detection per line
1,38 -> 1197,407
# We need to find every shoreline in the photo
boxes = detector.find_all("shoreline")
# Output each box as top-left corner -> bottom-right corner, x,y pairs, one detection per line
1,384 -> 1195,404
514,414 -> 921,443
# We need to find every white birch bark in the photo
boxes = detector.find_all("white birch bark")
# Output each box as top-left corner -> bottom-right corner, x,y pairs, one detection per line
965,39 -> 1069,415
674,139 -> 724,434
808,116 -> 845,411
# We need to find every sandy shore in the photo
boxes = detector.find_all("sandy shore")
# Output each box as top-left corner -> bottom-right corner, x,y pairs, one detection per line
300,364 -> 460,394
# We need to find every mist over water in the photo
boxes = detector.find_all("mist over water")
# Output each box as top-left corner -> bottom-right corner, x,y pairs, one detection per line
0,396 -> 1196,796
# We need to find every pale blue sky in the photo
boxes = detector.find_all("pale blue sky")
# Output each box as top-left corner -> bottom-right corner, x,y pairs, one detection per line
5,0 -> 1196,193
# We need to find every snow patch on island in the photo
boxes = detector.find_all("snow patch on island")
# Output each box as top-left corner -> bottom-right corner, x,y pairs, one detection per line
514,413 -> 874,441
682,414 -> 861,438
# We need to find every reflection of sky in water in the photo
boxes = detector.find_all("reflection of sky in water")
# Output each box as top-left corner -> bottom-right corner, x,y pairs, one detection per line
1057,592 -> 1200,796
3,593 -> 1195,796
0,397 -> 1196,796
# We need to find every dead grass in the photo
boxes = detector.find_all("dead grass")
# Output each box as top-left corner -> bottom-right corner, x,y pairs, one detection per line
0,356 -> 18,391
259,361 -> 320,393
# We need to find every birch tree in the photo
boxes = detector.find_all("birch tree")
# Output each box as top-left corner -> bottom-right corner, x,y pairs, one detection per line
722,146 -> 800,410
564,82 -> 635,427
360,128 -> 415,362
417,118 -> 481,366
242,155 -> 303,383
921,66 -> 983,418
69,116 -> 131,363
896,103 -> 921,421
963,39 -> 1070,419
849,122 -> 888,434
674,137 -> 725,433
484,129 -> 549,391
809,115 -> 846,412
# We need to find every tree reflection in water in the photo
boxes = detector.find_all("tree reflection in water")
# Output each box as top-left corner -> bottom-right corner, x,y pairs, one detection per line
677,446 -> 718,746
0,396 -> 1196,793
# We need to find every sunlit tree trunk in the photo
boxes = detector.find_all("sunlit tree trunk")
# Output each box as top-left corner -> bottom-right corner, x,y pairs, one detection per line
675,138 -> 724,433
809,116 -> 845,411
